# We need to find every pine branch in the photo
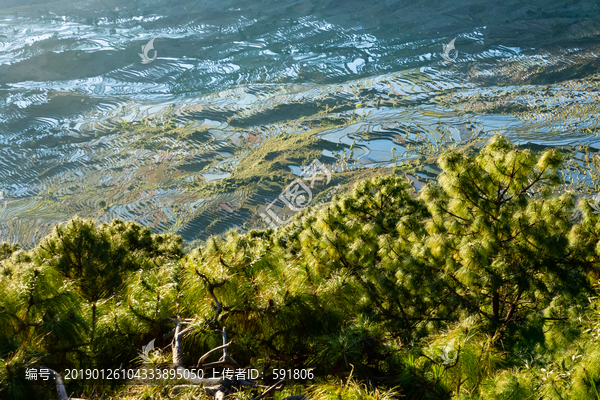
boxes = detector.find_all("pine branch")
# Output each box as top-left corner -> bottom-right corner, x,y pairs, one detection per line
26,268 -> 39,315
455,182 -> 499,222
503,287 -> 524,323
495,158 -> 518,205
464,168 -> 493,203
128,302 -> 155,323
195,270 -> 225,321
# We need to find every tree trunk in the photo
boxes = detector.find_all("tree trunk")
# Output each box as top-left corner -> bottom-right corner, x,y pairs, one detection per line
492,289 -> 499,323
91,301 -> 96,353
42,368 -> 69,400
55,372 -> 69,400
173,321 -> 184,366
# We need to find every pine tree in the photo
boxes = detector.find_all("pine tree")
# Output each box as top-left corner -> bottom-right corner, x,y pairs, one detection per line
419,135 -> 590,335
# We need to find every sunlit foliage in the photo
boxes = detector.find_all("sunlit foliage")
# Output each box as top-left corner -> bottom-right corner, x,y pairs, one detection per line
1,136 -> 599,399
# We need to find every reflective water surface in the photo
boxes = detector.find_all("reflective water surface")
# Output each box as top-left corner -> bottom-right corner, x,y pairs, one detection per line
1,0 -> 600,246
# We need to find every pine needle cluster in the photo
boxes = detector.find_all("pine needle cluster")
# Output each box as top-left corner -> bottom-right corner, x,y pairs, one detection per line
1,135 -> 599,399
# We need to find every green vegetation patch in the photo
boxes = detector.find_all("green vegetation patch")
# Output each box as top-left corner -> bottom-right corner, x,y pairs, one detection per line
229,98 -> 354,129
3,136 -> 600,399
200,130 -> 342,195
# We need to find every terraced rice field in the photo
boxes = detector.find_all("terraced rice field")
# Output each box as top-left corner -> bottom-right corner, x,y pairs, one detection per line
1,0 -> 600,246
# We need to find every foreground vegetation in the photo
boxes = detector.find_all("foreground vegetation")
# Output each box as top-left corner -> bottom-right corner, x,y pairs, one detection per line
1,135 -> 600,399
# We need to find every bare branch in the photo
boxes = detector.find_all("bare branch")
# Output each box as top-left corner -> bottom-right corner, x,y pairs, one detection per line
178,325 -> 195,337
197,341 -> 233,366
221,327 -> 228,356
202,355 -> 240,370
252,379 -> 287,400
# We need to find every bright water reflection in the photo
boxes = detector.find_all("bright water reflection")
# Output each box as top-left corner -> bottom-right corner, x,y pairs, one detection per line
1,0 -> 600,245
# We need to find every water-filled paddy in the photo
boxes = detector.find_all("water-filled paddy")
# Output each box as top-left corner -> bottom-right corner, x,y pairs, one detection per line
1,0 -> 600,246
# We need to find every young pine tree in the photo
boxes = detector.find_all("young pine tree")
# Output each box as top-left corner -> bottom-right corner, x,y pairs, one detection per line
419,135 -> 590,337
